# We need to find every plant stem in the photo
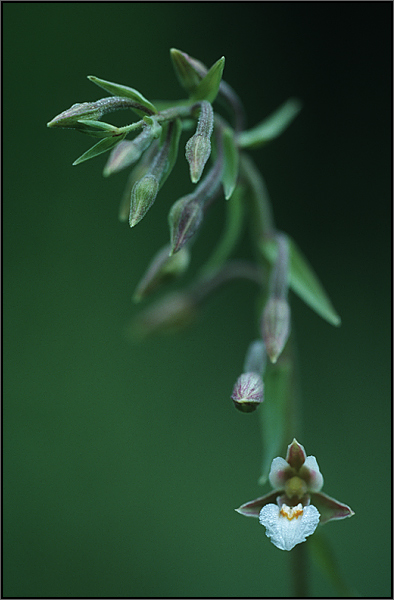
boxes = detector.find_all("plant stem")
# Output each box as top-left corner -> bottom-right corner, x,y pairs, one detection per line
291,541 -> 309,598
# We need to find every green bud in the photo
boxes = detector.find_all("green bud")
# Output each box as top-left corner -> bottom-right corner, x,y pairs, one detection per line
185,135 -> 211,183
168,195 -> 204,255
47,96 -> 145,129
170,48 -> 202,94
118,140 -> 160,222
129,291 -> 197,339
261,297 -> 291,363
129,174 -> 159,228
185,101 -> 214,183
104,140 -> 143,176
103,120 -> 161,176
133,244 -> 190,302
260,235 -> 341,327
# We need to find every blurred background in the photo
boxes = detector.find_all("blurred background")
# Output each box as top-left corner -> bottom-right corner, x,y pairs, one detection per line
3,3 -> 391,597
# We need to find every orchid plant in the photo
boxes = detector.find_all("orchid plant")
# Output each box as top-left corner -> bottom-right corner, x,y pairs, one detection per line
48,49 -> 354,596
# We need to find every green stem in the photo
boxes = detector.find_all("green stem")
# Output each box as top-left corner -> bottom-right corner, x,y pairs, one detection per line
198,184 -> 245,279
115,103 -> 200,137
291,542 -> 309,598
239,153 -> 276,238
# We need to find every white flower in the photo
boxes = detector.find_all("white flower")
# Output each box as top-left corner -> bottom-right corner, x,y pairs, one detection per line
259,501 -> 320,551
236,439 -> 354,551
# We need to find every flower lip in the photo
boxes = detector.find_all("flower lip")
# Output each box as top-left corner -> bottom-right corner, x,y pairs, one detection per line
259,501 -> 320,551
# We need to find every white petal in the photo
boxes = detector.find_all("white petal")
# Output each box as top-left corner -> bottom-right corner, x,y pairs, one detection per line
259,503 -> 320,551
268,457 -> 290,489
303,456 -> 324,492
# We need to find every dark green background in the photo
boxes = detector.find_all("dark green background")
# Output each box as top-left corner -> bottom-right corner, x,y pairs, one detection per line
3,2 -> 391,598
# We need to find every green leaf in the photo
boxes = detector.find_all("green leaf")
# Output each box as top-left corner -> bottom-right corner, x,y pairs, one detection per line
87,76 -> 157,117
258,357 -> 293,485
221,125 -> 239,199
309,531 -> 359,597
237,99 -> 302,149
76,119 -> 122,138
191,57 -> 225,103
170,48 -> 202,94
157,119 -> 182,188
72,133 -> 127,165
260,235 -> 341,326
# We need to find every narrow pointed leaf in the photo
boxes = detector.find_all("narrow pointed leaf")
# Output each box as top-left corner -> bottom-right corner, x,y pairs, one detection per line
237,99 -> 302,149
87,75 -> 157,117
221,125 -> 239,199
260,235 -> 341,326
156,119 -> 182,189
76,119 -> 122,137
258,357 -> 294,485
170,48 -> 202,94
72,134 -> 126,165
191,57 -> 225,103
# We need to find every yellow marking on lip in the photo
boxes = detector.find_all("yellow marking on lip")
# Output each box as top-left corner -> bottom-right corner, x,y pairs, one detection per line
280,506 -> 303,520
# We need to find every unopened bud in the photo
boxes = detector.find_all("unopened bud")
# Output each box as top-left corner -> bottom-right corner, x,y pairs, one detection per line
168,195 -> 204,254
185,101 -> 214,183
186,135 -> 212,183
231,372 -> 264,413
104,120 -> 161,176
104,140 -> 142,176
133,244 -> 190,302
47,97 -> 142,129
129,174 -> 159,228
130,291 -> 196,339
170,48 -> 204,94
261,297 -> 291,363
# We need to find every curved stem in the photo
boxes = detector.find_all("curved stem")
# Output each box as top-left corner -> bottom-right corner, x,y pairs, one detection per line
198,184 -> 245,279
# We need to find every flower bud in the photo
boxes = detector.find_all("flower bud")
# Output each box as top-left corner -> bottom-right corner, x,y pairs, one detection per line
133,244 -> 190,302
104,140 -> 142,176
104,120 -> 161,176
170,48 -> 203,94
129,174 -> 159,228
185,135 -> 212,183
261,297 -> 291,363
185,101 -> 214,183
231,372 -> 264,413
168,195 -> 204,254
47,96 -> 143,129
129,291 -> 196,339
